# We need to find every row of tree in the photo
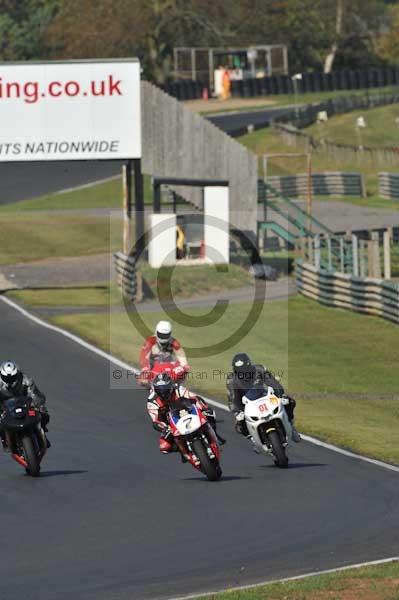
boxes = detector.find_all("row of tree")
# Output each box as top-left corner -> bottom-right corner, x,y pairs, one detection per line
1,0 -> 399,84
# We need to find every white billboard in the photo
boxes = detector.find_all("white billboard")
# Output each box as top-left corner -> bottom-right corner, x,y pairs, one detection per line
0,59 -> 141,161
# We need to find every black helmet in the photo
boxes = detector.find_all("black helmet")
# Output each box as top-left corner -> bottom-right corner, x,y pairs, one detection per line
153,372 -> 174,402
232,353 -> 256,382
0,360 -> 22,389
232,353 -> 251,372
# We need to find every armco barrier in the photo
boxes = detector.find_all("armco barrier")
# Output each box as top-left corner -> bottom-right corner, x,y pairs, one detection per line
296,261 -> 399,325
114,252 -> 136,301
379,173 -> 399,200
266,172 -> 365,199
274,91 -> 399,130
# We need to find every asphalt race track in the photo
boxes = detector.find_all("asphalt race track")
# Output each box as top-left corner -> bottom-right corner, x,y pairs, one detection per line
1,298 -> 399,600
0,107 -> 292,206
207,106 -> 293,136
0,160 -> 122,206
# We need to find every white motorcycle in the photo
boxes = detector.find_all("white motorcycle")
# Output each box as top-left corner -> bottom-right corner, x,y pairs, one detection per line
242,386 -> 292,468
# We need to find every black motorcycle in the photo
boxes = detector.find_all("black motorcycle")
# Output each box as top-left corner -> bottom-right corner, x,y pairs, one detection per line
0,397 -> 47,477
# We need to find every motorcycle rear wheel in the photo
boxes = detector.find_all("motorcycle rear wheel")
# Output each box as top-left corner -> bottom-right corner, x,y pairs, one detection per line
192,439 -> 222,481
22,435 -> 40,477
268,430 -> 288,468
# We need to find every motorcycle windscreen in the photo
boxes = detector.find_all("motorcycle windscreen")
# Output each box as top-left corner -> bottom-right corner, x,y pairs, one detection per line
170,404 -> 201,435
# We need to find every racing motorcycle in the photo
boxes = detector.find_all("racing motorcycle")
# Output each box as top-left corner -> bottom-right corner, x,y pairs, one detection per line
0,397 -> 47,477
243,386 -> 292,468
167,398 -> 222,481
139,352 -> 189,387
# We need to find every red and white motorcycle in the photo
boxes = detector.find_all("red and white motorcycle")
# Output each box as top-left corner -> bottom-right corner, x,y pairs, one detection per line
139,352 -> 189,387
167,397 -> 222,481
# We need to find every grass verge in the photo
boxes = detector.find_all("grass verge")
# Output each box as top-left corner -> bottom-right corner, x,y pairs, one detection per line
0,212 -> 121,264
239,126 -> 399,201
20,290 -> 399,464
190,561 -> 399,599
138,263 -> 252,299
6,285 -> 120,307
0,174 -> 153,212
306,103 -> 399,148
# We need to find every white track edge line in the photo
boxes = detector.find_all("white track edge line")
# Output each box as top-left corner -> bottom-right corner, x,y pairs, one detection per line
54,174 -> 120,196
166,555 -> 399,600
2,295 -> 399,474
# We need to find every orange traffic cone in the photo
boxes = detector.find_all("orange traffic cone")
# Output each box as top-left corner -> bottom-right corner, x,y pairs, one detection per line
202,87 -> 209,101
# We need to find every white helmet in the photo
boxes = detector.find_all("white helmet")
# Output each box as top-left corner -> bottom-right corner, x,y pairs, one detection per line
0,360 -> 21,388
155,320 -> 172,348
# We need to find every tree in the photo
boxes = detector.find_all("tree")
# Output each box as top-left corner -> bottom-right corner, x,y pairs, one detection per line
43,0 -> 290,83
283,0 -> 386,73
375,4 -> 399,63
40,0 -> 389,81
0,0 -> 59,60
323,0 -> 343,73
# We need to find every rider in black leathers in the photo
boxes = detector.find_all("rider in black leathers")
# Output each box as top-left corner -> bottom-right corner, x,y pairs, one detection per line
226,353 -> 300,442
0,361 -> 50,447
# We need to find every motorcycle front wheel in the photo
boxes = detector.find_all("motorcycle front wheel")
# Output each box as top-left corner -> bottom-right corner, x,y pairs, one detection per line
268,430 -> 288,468
192,439 -> 222,481
22,435 -> 41,477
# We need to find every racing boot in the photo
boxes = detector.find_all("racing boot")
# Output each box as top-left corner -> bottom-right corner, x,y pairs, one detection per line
234,412 -> 249,437
204,409 -> 226,446
0,432 -> 9,452
43,425 -> 51,448
247,435 -> 260,454
291,420 -> 301,443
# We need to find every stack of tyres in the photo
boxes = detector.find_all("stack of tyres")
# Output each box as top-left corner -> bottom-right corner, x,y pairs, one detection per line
386,66 -> 396,86
264,77 -> 272,95
194,81 -> 203,99
348,69 -> 359,90
231,80 -> 241,98
277,76 -> 285,95
339,71 -> 349,91
314,72 -> 323,92
271,75 -> 280,94
357,70 -> 367,89
259,77 -> 268,96
188,81 -> 197,100
366,69 -> 374,89
307,72 -> 316,93
281,75 -> 291,94
270,75 -> 280,95
377,69 -> 386,88
254,78 -> 263,96
242,79 -> 251,98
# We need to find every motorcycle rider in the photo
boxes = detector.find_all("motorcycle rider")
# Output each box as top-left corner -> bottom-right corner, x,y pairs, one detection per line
139,320 -> 188,371
0,360 -> 50,448
226,353 -> 300,442
147,372 -> 224,457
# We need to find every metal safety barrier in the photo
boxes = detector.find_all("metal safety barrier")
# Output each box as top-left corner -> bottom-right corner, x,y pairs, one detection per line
265,172 -> 365,199
296,261 -> 399,326
114,252 -> 136,301
378,173 -> 399,200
